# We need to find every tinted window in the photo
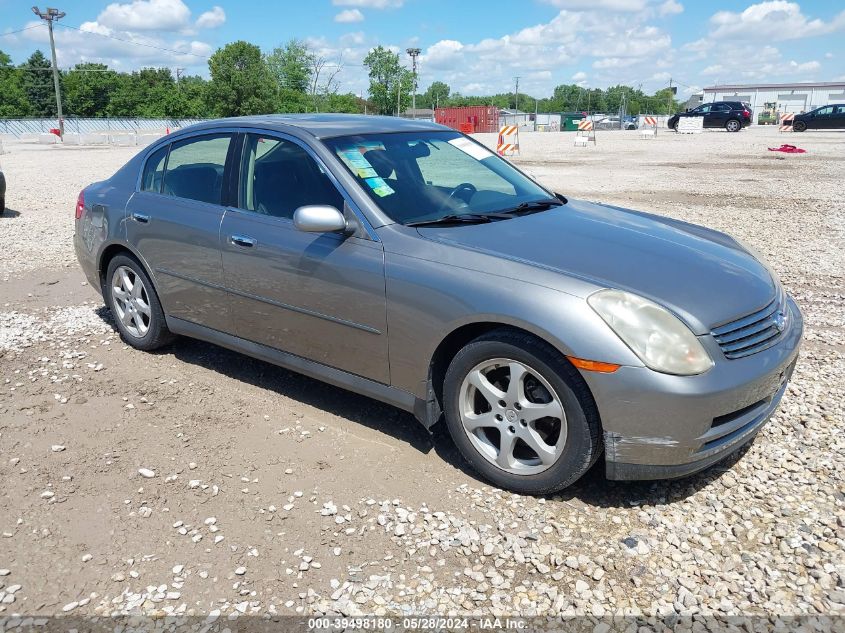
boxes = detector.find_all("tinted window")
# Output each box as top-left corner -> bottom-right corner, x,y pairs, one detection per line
239,134 -> 344,219
697,104 -> 711,113
712,103 -> 731,111
816,106 -> 834,116
835,106 -> 845,116
324,131 -> 551,225
162,134 -> 231,205
141,145 -> 168,193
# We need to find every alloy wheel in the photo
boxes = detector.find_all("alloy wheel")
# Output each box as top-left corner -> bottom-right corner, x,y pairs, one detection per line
111,265 -> 152,338
726,120 -> 741,132
458,358 -> 567,475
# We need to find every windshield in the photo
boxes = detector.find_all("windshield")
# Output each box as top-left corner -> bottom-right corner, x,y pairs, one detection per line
323,131 -> 555,225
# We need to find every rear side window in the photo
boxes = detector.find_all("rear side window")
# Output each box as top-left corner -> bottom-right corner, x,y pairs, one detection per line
162,134 -> 232,205
141,145 -> 168,193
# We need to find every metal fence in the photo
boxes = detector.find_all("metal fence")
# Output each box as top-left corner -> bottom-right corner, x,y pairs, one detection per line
0,117 -> 208,138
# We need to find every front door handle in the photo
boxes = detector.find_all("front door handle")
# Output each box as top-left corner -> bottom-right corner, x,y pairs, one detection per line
230,235 -> 257,248
131,212 -> 150,224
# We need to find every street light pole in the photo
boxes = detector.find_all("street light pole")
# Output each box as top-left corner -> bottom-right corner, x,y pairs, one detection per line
32,6 -> 66,139
406,48 -> 420,118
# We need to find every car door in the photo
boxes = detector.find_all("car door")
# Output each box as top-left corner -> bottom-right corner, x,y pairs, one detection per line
219,132 -> 389,384
834,106 -> 845,129
125,132 -> 235,333
813,106 -> 834,129
709,102 -> 731,128
692,104 -> 711,126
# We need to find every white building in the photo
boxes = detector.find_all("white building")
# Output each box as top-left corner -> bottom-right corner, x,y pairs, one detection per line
703,82 -> 845,123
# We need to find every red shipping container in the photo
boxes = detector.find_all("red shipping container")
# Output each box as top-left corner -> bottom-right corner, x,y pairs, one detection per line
435,106 -> 499,134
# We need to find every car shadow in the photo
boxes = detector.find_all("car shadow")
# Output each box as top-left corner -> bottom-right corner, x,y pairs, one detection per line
1,208 -> 21,218
92,306 -> 746,508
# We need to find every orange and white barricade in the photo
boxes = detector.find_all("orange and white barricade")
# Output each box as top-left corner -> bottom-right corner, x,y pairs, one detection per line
497,125 -> 520,156
574,119 -> 596,146
640,115 -> 657,138
779,113 -> 794,132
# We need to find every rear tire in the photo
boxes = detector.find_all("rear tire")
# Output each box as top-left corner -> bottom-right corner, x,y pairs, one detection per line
725,119 -> 741,132
443,329 -> 602,495
793,121 -> 807,132
105,254 -> 174,351
673,121 -> 679,132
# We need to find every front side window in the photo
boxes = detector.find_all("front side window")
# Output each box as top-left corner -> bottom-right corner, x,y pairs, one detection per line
816,106 -> 834,116
696,104 -> 712,113
238,134 -> 344,219
141,145 -> 168,193
323,131 -> 552,225
162,134 -> 232,205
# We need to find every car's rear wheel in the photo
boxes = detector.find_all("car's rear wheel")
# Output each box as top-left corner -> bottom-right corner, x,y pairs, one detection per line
793,121 -> 807,132
105,254 -> 173,351
725,119 -> 741,132
443,330 -> 601,494
673,121 -> 679,132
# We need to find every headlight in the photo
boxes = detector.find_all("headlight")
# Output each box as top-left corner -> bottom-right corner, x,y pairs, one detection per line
588,289 -> 713,376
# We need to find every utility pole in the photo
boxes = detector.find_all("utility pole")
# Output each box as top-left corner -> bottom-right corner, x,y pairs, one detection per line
667,78 -> 673,115
406,47 -> 420,118
513,76 -> 520,114
175,67 -> 184,88
32,6 -> 66,138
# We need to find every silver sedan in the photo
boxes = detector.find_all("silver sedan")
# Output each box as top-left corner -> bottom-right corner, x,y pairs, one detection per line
74,114 -> 802,494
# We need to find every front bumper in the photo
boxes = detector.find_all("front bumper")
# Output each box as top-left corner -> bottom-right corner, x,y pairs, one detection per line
581,295 -> 803,481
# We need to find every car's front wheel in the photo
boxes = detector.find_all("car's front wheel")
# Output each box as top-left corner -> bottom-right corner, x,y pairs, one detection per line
443,330 -> 601,494
725,119 -> 742,132
105,254 -> 173,351
793,121 -> 807,132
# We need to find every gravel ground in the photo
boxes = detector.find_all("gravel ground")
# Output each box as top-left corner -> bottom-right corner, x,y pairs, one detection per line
0,126 -> 843,624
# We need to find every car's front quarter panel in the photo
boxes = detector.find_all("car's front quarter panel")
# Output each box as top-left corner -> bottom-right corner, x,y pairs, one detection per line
379,226 -> 644,400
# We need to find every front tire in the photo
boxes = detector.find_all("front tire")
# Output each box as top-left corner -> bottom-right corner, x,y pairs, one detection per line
443,330 -> 602,495
725,119 -> 741,132
793,121 -> 807,132
105,254 -> 173,351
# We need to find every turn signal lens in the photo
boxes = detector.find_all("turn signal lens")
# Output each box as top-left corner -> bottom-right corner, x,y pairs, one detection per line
566,356 -> 621,373
75,190 -> 85,220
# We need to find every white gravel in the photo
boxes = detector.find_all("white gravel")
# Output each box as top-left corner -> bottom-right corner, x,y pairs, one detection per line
0,127 -> 842,622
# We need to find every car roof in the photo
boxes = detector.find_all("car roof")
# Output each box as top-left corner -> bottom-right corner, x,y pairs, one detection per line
173,113 -> 450,140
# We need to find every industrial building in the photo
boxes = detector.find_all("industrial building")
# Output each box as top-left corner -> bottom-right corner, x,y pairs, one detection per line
702,82 -> 845,124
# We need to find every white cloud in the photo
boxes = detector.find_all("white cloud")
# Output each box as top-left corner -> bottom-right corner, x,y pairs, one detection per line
332,0 -> 402,8
196,6 -> 225,29
334,9 -> 365,23
787,59 -> 820,73
96,0 -> 192,31
825,52 -> 834,59
572,71 -> 588,81
658,0 -> 683,16
709,1 -> 845,41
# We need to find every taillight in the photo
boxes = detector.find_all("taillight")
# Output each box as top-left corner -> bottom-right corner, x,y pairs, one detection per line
75,190 -> 85,220
743,109 -> 750,117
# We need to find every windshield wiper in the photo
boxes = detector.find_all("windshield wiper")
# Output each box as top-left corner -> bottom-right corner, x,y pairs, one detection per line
406,212 -> 512,227
498,197 -> 565,216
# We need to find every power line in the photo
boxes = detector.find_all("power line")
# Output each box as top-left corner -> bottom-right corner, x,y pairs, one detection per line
55,22 -> 210,59
0,24 -> 44,38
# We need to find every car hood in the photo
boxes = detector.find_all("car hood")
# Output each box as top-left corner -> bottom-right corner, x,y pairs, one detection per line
416,199 -> 776,334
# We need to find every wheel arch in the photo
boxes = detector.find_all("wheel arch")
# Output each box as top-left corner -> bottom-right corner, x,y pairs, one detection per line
98,241 -> 162,300
420,320 -> 600,431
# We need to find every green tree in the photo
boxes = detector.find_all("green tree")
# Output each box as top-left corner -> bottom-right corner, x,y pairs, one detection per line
421,80 -> 449,109
363,46 -> 413,115
266,39 -> 313,95
63,63 -> 119,117
20,50 -> 54,116
207,41 -> 275,117
0,50 -> 30,117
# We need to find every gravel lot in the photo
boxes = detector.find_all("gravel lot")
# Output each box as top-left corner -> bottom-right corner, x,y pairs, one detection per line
0,126 -> 843,624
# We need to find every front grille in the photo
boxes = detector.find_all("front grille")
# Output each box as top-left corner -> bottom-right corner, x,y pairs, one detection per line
711,290 -> 787,359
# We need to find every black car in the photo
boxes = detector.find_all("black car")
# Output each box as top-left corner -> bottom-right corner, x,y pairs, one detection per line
668,101 -> 752,132
0,164 -> 5,216
792,104 -> 845,132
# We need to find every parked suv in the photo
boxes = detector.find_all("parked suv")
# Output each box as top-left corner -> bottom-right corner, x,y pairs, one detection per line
668,101 -> 752,132
792,104 -> 845,131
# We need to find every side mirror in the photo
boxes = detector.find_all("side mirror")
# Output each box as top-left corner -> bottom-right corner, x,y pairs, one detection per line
293,205 -> 348,234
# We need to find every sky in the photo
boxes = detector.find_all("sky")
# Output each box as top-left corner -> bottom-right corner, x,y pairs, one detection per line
0,0 -> 843,99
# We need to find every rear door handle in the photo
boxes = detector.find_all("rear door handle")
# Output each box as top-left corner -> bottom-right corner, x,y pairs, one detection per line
131,212 -> 150,224
230,235 -> 257,248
